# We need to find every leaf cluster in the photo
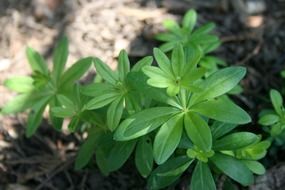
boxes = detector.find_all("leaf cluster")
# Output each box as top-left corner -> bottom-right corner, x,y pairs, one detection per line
1,10 -> 270,190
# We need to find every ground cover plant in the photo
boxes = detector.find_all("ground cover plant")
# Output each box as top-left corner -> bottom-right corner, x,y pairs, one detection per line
1,9 -> 271,190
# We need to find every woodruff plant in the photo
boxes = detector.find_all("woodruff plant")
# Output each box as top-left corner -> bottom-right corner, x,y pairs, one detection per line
156,10 -> 224,74
259,89 -> 285,149
1,10 -> 269,190
156,9 -> 242,93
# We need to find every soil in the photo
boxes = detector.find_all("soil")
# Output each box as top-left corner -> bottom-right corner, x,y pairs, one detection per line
1,0 -> 285,189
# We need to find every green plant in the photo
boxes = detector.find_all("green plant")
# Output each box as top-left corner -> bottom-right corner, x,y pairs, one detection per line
1,10 -> 269,190
2,37 -> 93,136
259,89 -> 285,144
258,89 -> 285,136
156,10 -> 224,74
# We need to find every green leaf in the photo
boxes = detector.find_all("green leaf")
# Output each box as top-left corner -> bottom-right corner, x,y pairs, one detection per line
191,34 -> 219,45
191,67 -> 246,103
51,107 -> 74,118
184,113 -> 212,151
80,111 -> 105,127
178,132 -> 193,149
163,19 -> 181,35
159,42 -> 177,52
4,76 -> 34,93
94,57 -> 118,84
135,136 -> 153,178
107,97 -> 124,131
213,132 -> 259,151
153,48 -> 173,76
155,32 -> 177,42
242,160 -> 265,175
68,116 -> 80,132
49,98 -> 63,130
191,97 -> 251,124
182,9 -> 197,32
191,161 -> 216,190
56,95 -> 74,109
171,44 -> 185,76
85,92 -> 120,110
192,22 -> 216,35
183,43 -> 202,75
211,121 -> 238,139
166,84 -> 180,96
26,97 -> 50,137
52,36 -> 69,80
201,41 -> 220,54
131,56 -> 153,72
2,93 -> 41,114
114,107 -> 179,141
210,153 -> 254,186
270,89 -> 283,116
143,66 -> 173,88
81,82 -> 115,97
26,47 -> 48,74
153,114 -> 183,164
147,156 -> 193,190
235,140 -> 271,160
118,50 -> 130,81
75,128 -> 103,170
181,67 -> 206,86
271,123 -> 284,136
258,114 -> 279,126
60,57 -> 93,86
107,140 -> 136,172
126,71 -> 180,107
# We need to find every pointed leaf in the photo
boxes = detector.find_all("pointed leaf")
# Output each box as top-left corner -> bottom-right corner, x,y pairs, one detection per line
211,121 -> 238,139
85,92 -> 120,110
154,114 -> 183,164
184,113 -> 212,151
107,97 -> 124,131
118,50 -> 130,81
213,132 -> 259,151
191,97 -> 251,124
270,89 -> 283,115
182,9 -> 197,32
242,160 -> 265,175
94,57 -> 118,84
114,107 -> 179,141
51,107 -> 75,118
81,82 -> 115,97
107,140 -> 136,172
60,57 -> 92,86
163,19 -> 181,35
132,56 -> 153,72
2,93 -> 42,114
258,114 -> 279,126
26,97 -> 50,137
135,136 -> 153,178
191,67 -> 246,103
155,32 -> 177,42
159,42 -> 177,52
4,76 -> 34,93
153,48 -> 173,76
52,36 -> 69,80
166,84 -> 180,96
192,22 -> 216,35
210,153 -> 254,186
171,44 -> 185,76
75,128 -> 103,170
191,161 -> 216,190
147,156 -> 193,190
26,47 -> 48,74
